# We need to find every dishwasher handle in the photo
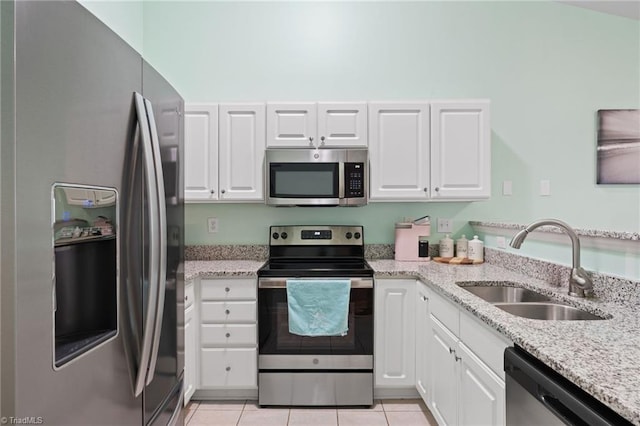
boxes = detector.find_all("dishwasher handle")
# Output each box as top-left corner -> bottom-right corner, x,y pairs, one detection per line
504,347 -> 632,426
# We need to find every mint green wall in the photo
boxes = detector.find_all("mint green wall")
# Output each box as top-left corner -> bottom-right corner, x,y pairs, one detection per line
141,1 -> 639,250
78,0 -> 143,53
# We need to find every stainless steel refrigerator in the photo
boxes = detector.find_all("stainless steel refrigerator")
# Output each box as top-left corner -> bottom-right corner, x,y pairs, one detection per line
1,1 -> 185,424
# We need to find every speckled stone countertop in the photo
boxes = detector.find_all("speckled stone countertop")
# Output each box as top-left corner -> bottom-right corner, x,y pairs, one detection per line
183,259 -> 640,424
184,260 -> 264,281
370,259 -> 640,425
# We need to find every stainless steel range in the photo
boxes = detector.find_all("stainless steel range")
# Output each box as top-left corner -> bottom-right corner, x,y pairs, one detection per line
257,225 -> 374,407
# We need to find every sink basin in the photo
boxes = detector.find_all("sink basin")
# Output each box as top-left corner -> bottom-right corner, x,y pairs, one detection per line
494,303 -> 606,321
459,285 -> 552,303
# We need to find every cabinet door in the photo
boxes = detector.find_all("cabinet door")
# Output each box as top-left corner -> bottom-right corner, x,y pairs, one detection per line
428,315 -> 458,426
184,304 -> 196,404
218,103 -> 265,201
458,343 -> 505,426
317,102 -> 368,147
430,100 -> 490,199
184,103 -> 218,201
368,102 -> 430,200
266,102 -> 317,147
374,280 -> 416,387
415,282 -> 430,405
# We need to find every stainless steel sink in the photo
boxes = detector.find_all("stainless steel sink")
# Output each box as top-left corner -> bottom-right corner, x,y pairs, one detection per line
494,303 -> 606,321
460,285 -> 552,303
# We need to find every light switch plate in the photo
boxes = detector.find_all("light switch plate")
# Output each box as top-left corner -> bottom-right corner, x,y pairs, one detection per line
437,218 -> 453,233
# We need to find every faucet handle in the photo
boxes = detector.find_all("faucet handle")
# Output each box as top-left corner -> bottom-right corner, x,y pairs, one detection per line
569,267 -> 594,297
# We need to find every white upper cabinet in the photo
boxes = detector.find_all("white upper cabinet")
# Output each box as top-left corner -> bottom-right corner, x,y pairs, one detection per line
218,103 -> 266,201
184,104 -> 218,201
368,102 -> 430,201
430,100 -> 491,199
184,103 -> 265,202
266,102 -> 367,148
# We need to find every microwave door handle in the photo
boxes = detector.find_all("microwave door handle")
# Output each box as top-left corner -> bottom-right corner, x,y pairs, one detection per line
143,98 -> 168,386
338,162 -> 345,199
132,93 -> 161,396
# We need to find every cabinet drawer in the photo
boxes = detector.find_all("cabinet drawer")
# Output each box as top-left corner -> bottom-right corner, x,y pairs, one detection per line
185,281 -> 195,309
200,348 -> 257,388
200,324 -> 257,347
459,310 -> 511,379
201,278 -> 256,300
430,291 -> 459,336
201,301 -> 256,323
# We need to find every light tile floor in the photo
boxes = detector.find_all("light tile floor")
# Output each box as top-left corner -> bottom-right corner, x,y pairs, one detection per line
184,399 -> 438,426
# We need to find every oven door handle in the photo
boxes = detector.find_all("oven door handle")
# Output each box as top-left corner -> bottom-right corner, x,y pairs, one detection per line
258,278 -> 373,289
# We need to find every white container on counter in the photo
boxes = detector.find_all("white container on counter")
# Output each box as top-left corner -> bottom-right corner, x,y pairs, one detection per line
439,234 -> 454,257
456,235 -> 469,258
468,235 -> 484,262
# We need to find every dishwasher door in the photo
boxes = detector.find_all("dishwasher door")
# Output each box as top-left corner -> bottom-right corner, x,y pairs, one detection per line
504,347 -> 632,426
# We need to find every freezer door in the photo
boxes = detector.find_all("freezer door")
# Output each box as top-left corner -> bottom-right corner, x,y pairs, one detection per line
142,61 -> 185,425
7,1 -> 142,424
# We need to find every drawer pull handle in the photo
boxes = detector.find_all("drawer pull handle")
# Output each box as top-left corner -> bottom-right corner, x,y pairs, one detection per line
225,333 -> 231,338
225,366 -> 231,372
225,287 -> 230,293
225,309 -> 230,315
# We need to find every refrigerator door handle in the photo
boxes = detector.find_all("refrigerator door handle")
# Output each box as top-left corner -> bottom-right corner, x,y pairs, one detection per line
133,92 -> 161,397
143,98 -> 168,386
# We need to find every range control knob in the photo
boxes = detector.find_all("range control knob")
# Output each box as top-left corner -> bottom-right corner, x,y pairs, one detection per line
345,232 -> 353,239
281,232 -> 288,239
354,232 -> 361,239
272,232 -> 279,240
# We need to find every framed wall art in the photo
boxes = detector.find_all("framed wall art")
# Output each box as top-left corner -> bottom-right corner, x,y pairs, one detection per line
597,109 -> 640,184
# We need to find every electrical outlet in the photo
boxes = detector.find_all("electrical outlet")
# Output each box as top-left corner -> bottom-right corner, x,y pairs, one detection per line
496,236 -> 507,249
540,179 -> 551,196
207,217 -> 219,233
502,180 -> 513,196
437,218 -> 453,233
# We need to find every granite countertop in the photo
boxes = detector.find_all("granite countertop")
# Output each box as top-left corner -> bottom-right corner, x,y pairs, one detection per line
183,259 -> 640,424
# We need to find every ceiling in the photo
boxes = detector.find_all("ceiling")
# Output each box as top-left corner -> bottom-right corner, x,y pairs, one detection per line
557,1 -> 640,20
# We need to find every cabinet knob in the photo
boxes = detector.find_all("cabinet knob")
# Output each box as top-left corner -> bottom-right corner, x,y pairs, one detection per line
225,366 -> 231,372
421,296 -> 428,302
185,295 -> 188,301
449,347 -> 455,354
309,137 -> 314,146
320,136 -> 325,146
225,287 -> 230,292
225,309 -> 230,315
210,189 -> 215,194
221,189 -> 226,194
423,188 -> 428,192
225,333 -> 231,338
435,187 -> 440,192
455,355 -> 462,362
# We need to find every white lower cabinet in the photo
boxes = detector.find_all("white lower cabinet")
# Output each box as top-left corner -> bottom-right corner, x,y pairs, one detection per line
183,280 -> 196,406
415,282 -> 430,403
374,279 -> 416,389
197,278 -> 258,391
424,287 -> 510,426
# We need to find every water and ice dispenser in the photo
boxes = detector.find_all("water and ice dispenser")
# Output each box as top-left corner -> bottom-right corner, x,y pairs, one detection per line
52,184 -> 118,368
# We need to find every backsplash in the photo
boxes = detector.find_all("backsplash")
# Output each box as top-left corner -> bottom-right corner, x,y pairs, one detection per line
485,248 -> 640,305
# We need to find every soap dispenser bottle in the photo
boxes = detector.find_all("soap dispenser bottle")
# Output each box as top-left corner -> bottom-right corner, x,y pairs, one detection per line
439,234 -> 454,257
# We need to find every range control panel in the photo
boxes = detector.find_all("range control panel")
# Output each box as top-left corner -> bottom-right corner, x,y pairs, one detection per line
270,225 -> 364,246
344,163 -> 365,198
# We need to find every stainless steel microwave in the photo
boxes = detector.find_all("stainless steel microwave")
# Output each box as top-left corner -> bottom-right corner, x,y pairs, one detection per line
265,148 -> 368,207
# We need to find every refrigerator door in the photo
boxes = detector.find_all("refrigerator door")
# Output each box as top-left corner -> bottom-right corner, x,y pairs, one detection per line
5,1 -> 142,424
142,61 -> 185,425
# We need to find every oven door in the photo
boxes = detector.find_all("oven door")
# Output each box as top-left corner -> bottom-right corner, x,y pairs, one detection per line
258,277 -> 373,366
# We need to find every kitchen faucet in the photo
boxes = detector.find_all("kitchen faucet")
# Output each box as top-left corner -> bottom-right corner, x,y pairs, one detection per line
509,219 -> 594,297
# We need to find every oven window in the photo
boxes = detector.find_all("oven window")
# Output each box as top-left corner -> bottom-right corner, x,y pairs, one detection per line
269,163 -> 339,198
258,288 -> 373,355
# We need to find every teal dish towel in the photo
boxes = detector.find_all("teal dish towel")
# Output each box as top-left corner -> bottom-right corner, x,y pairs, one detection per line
286,279 -> 351,337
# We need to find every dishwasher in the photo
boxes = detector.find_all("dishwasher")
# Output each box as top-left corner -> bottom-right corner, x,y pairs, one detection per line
504,347 -> 632,426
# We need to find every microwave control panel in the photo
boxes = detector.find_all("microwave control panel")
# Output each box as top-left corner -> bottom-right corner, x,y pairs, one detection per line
345,163 -> 365,198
